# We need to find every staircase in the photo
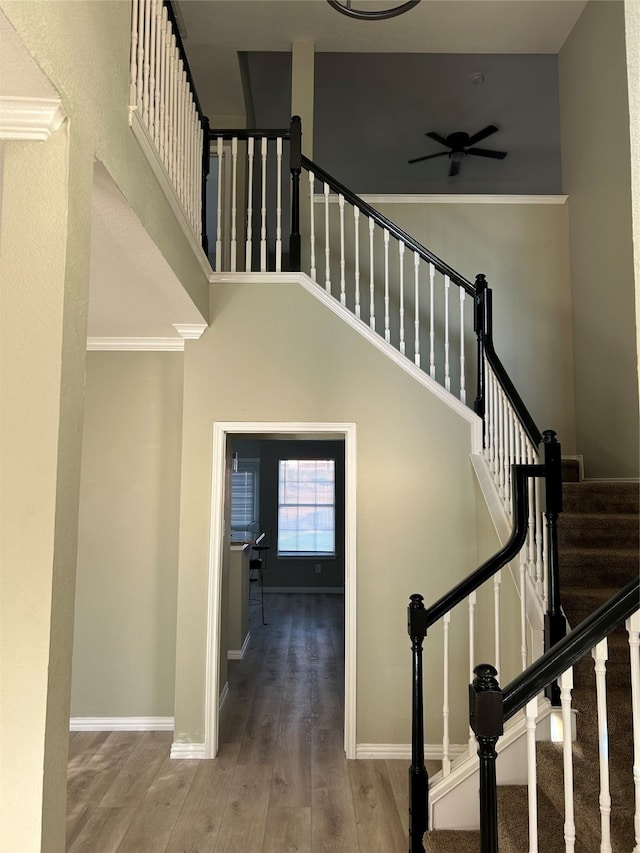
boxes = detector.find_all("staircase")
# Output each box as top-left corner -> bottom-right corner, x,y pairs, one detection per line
425,473 -> 640,851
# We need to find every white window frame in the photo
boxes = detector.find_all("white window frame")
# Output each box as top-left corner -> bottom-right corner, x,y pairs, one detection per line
277,458 -> 336,557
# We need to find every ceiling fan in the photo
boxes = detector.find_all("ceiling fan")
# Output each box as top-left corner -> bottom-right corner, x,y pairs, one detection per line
408,125 -> 507,177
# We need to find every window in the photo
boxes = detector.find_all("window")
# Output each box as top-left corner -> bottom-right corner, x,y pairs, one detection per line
230,458 -> 259,541
277,459 -> 335,556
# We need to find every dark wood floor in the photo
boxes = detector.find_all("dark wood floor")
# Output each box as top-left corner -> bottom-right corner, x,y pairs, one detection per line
66,593 -> 426,852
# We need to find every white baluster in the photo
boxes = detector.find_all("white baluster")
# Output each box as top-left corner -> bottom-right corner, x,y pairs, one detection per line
459,287 -> 466,403
383,229 -> 390,343
560,667 -> 576,852
626,611 -> 640,853
414,252 -> 420,368
399,241 -> 405,355
494,569 -> 502,679
275,137 -> 283,272
468,590 -> 477,755
308,171 -> 316,282
142,0 -> 151,125
593,639 -> 612,852
168,34 -> 176,182
354,207 -> 361,319
129,0 -> 139,107
485,367 -> 495,468
429,263 -> 435,379
230,136 -> 238,272
526,697 -> 539,853
136,0 -> 145,112
215,137 -> 223,271
245,137 -> 254,272
260,137 -> 267,272
444,275 -> 451,392
535,477 -> 545,602
369,217 -> 375,330
159,6 -> 168,166
148,0 -> 157,138
339,194 -> 346,305
324,183 -> 331,293
520,554 -> 528,671
506,404 -> 515,513
442,611 -> 451,776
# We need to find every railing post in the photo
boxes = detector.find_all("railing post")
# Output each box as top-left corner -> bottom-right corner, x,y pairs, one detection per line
201,114 -> 210,256
289,115 -> 302,271
542,429 -> 566,705
474,273 -> 487,428
408,593 -> 429,853
469,663 -> 503,853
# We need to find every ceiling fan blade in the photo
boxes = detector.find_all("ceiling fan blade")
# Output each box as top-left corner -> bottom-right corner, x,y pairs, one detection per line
425,131 -> 449,147
467,125 -> 498,146
449,158 -> 461,178
408,151 -> 449,164
467,147 -> 507,160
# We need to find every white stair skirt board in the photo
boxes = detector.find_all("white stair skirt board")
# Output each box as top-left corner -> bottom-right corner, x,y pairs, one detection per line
69,717 -> 174,731
356,743 -> 468,761
429,697 -> 554,830
262,586 -> 345,594
227,632 -> 251,660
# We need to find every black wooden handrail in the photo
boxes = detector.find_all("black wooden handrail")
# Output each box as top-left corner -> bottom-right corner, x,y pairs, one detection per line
163,0 -> 206,124
503,576 -> 640,721
424,463 -> 543,630
476,275 -> 542,448
208,128 -> 292,141
301,155 -> 475,294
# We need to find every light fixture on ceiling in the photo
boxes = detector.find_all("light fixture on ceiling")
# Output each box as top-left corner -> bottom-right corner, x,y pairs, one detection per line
327,0 -> 421,21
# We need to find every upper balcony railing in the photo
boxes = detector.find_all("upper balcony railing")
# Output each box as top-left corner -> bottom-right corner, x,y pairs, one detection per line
129,0 -> 209,251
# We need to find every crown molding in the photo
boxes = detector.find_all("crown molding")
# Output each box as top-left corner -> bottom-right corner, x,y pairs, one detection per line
0,96 -> 66,141
173,323 -> 207,339
86,336 -> 185,351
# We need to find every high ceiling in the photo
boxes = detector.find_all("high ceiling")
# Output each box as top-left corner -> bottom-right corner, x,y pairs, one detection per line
176,0 -> 588,118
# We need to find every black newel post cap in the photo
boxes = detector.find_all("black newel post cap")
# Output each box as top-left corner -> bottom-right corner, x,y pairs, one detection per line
469,663 -> 503,738
408,594 -> 428,640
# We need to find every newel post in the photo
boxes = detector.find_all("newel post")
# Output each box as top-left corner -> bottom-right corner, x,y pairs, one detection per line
408,594 -> 429,853
474,274 -> 488,428
543,429 -> 566,704
469,664 -> 503,853
201,114 -> 211,255
289,115 -> 302,271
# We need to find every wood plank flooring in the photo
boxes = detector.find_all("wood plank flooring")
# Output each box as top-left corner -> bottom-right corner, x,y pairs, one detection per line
67,593 -> 437,852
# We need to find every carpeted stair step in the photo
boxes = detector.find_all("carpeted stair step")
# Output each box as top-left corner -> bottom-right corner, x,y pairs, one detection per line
558,513 -> 639,550
496,783 -> 567,852
424,829 -> 480,852
559,547 -> 639,589
562,481 -> 640,514
534,684 -> 636,852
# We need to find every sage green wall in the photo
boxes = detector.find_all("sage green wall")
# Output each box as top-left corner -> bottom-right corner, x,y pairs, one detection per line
559,0 -> 639,478
73,352 -> 184,717
0,0 -> 209,318
361,199 -> 576,454
0,127 -> 92,850
174,281 -> 481,747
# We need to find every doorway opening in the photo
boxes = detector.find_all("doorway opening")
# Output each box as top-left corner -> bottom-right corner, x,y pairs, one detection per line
205,422 -> 357,759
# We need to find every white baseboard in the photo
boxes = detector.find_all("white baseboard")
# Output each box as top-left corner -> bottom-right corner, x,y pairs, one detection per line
262,586 -> 344,594
355,743 -> 467,760
170,741 -> 206,759
69,716 -> 174,731
227,632 -> 251,660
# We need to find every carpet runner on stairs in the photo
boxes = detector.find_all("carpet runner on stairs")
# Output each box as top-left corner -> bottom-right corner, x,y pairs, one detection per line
425,475 -> 639,851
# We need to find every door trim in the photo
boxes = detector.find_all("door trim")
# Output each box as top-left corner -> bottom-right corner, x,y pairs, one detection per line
205,421 -> 357,759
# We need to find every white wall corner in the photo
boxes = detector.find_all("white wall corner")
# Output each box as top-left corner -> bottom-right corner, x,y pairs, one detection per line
173,323 -> 208,340
0,96 -> 66,141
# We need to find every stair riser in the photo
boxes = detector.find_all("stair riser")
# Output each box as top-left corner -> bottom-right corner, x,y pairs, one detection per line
558,519 -> 639,550
562,484 -> 640,515
561,562 -> 638,589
